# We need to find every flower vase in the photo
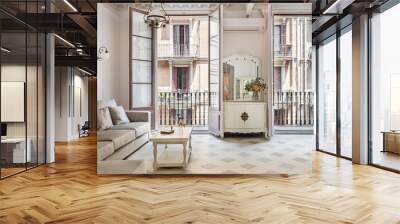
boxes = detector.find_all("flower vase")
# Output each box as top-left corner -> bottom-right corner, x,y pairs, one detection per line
253,92 -> 260,101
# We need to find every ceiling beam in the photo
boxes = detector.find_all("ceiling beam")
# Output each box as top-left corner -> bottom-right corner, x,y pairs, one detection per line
55,55 -> 96,71
67,13 -> 97,39
86,0 -> 97,12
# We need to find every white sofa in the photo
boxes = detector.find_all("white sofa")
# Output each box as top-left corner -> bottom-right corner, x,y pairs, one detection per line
97,100 -> 150,162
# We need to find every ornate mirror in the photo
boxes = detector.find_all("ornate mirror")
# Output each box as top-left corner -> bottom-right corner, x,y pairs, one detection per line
223,54 -> 261,101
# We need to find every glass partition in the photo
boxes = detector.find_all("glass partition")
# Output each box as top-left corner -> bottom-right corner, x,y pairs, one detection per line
1,31 -> 28,177
27,31 -> 38,169
0,2 -> 46,179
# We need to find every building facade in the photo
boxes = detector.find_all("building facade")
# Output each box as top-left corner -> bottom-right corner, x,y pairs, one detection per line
157,16 -> 209,93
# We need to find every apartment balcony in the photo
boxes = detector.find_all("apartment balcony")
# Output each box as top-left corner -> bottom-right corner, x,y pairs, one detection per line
274,48 -> 292,59
273,91 -> 314,133
158,43 -> 200,59
158,91 -> 217,128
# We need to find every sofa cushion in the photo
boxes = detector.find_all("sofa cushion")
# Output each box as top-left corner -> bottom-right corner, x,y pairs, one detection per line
110,122 -> 150,137
109,106 -> 130,125
97,130 -> 135,149
97,107 -> 113,131
125,111 -> 150,122
97,141 -> 114,161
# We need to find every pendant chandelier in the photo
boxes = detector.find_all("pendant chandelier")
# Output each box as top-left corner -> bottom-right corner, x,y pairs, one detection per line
144,3 -> 170,28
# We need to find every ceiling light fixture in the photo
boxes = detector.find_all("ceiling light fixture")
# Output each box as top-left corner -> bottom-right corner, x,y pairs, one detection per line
54,34 -> 75,48
1,47 -> 11,53
63,0 -> 78,12
144,3 -> 170,28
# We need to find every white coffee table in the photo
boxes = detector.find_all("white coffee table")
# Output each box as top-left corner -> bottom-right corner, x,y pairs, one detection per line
150,127 -> 193,169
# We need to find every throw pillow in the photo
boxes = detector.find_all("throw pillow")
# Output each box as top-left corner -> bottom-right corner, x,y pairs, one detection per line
97,107 -> 113,130
109,106 -> 130,125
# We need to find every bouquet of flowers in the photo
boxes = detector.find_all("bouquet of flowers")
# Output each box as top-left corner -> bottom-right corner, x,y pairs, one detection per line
245,77 -> 267,93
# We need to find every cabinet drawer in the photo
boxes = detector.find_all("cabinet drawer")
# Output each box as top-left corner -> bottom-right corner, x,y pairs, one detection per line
224,103 -> 266,130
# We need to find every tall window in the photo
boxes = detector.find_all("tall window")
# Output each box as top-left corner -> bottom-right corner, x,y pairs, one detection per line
130,10 -> 153,109
173,67 -> 189,91
370,3 -> 400,171
318,36 -> 337,154
274,25 -> 281,51
173,25 -> 189,56
340,27 -> 352,158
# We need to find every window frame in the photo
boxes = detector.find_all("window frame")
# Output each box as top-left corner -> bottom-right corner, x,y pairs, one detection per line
129,7 -> 154,111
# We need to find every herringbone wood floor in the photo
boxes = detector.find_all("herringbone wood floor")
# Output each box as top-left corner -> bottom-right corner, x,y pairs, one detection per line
1,135 -> 400,224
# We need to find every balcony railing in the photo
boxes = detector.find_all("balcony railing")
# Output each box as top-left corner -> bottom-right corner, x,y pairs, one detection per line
159,91 -> 216,126
274,50 -> 292,58
274,44 -> 293,58
158,43 -> 199,58
273,91 -> 314,126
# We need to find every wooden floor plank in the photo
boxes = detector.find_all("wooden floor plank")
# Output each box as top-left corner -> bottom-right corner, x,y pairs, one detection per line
0,135 -> 400,223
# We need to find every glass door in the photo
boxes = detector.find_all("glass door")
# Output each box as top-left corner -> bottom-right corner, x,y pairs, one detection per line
208,5 -> 222,136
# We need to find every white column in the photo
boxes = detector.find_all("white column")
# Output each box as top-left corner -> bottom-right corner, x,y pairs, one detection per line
266,4 -> 273,137
352,14 -> 369,164
46,33 -> 55,163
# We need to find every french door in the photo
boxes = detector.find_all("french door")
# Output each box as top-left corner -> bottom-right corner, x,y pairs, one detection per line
208,5 -> 222,136
129,8 -> 155,126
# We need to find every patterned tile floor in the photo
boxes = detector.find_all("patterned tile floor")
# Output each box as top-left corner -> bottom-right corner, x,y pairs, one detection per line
126,134 -> 314,175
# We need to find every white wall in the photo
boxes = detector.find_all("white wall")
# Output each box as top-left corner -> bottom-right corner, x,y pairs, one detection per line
118,6 -> 130,109
55,67 -> 70,141
223,31 -> 267,78
1,63 -> 47,164
1,65 -> 36,137
55,67 -> 89,141
97,4 -> 130,109
73,74 -> 89,137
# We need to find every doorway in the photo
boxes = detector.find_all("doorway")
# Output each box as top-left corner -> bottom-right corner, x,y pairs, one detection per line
272,15 -> 314,135
156,14 -> 210,131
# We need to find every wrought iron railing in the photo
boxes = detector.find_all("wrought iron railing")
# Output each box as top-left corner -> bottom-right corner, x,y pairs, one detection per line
159,91 -> 216,126
273,91 -> 314,126
274,46 -> 292,58
158,43 -> 199,58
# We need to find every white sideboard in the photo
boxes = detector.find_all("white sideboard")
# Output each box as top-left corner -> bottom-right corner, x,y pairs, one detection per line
223,101 -> 267,137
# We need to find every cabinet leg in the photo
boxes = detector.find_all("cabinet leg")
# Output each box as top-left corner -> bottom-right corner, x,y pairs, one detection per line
183,143 -> 187,168
153,143 -> 158,170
